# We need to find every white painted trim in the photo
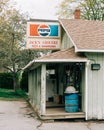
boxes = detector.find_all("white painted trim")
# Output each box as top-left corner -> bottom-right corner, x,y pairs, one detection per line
41,64 -> 46,115
85,61 -> 90,120
35,59 -> 88,63
75,49 -> 104,53
23,59 -> 88,70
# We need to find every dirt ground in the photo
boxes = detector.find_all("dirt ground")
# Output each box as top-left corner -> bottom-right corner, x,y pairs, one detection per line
0,99 -> 104,130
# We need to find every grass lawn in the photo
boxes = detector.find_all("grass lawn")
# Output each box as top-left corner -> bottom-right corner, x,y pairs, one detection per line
0,88 -> 25,100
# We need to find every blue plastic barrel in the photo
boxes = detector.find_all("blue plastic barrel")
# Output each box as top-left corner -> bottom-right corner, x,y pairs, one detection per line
65,93 -> 79,112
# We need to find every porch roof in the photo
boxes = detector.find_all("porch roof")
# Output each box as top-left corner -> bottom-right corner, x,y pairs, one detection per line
35,47 -> 87,62
23,47 -> 87,70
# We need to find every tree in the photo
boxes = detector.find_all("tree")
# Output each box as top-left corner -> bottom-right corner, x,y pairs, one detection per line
0,0 -> 30,92
56,0 -> 82,19
80,0 -> 104,20
0,0 -> 54,92
56,0 -> 104,21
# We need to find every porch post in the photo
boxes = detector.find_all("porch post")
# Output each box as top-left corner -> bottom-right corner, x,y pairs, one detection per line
41,64 -> 46,115
85,61 -> 89,120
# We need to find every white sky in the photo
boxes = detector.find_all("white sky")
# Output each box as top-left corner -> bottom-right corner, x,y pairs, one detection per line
13,0 -> 63,20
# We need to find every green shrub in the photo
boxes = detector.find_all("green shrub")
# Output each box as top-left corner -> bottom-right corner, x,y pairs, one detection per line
0,72 -> 28,92
20,71 -> 28,92
0,73 -> 13,89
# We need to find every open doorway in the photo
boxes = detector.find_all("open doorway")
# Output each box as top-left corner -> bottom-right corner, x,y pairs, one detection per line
46,62 -> 85,114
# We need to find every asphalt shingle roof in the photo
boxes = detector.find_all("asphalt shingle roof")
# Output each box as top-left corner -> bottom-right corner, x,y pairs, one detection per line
36,47 -> 87,62
59,19 -> 104,52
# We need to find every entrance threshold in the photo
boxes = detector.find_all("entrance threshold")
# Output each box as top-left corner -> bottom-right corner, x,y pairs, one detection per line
40,107 -> 85,120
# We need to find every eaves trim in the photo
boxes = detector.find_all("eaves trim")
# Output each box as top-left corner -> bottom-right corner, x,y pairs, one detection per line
35,59 -> 88,63
75,49 -> 104,53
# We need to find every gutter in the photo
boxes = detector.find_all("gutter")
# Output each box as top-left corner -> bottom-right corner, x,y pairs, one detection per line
75,48 -> 104,53
35,59 -> 88,63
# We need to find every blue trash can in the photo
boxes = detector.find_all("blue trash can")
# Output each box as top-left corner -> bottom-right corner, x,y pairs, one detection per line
65,93 -> 79,112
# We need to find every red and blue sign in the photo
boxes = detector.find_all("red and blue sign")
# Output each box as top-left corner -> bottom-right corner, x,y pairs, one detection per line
30,24 -> 59,37
27,21 -> 61,50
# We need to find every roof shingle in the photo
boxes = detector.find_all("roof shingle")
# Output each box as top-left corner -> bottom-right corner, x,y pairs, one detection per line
36,47 -> 87,62
59,19 -> 104,52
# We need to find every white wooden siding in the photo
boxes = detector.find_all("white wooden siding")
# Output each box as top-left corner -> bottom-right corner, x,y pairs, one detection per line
86,53 -> 104,119
28,70 -> 33,102
28,67 -> 41,114
61,30 -> 73,49
41,64 -> 46,115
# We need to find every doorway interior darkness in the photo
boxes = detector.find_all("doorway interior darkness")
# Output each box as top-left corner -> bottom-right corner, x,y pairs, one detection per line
46,62 -> 85,112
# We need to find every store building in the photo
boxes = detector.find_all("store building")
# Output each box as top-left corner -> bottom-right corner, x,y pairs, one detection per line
24,11 -> 104,120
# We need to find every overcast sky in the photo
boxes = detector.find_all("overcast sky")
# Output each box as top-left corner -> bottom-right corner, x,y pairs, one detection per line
13,0 -> 63,20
